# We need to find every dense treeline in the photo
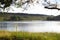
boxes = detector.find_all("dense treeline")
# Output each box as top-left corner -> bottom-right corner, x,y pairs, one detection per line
0,12 -> 60,21
0,12 -> 48,21
47,15 -> 60,21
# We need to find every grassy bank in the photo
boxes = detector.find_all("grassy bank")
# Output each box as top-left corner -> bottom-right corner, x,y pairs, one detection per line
0,31 -> 60,40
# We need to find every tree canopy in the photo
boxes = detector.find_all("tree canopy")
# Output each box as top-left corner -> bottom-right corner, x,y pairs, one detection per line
0,0 -> 39,10
0,0 -> 60,11
43,0 -> 60,10
0,0 -> 13,8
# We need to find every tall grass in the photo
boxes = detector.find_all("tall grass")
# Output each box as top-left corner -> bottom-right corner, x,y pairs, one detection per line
0,31 -> 60,40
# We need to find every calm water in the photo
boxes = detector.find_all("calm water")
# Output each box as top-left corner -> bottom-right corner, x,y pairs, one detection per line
0,21 -> 60,32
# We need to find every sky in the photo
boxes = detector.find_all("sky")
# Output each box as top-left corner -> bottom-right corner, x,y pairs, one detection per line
2,0 -> 60,16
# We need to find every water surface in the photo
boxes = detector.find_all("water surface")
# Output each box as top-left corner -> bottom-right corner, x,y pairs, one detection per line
0,21 -> 60,32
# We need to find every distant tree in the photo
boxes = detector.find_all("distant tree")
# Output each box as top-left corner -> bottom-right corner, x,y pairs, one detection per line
10,16 -> 17,21
8,16 -> 23,21
47,17 -> 54,20
54,15 -> 60,20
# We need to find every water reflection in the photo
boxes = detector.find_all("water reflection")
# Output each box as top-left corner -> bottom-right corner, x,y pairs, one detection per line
0,21 -> 60,32
0,22 -> 7,30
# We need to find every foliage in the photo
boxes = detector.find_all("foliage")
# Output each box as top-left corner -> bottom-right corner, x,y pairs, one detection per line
0,0 -> 13,8
43,0 -> 60,10
0,12 -> 48,21
0,0 -> 39,11
47,15 -> 60,21
0,31 -> 60,40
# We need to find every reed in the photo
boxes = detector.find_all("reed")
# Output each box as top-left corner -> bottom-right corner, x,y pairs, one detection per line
0,31 -> 60,40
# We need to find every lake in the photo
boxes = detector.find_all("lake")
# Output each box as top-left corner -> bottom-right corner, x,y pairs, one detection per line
0,21 -> 60,32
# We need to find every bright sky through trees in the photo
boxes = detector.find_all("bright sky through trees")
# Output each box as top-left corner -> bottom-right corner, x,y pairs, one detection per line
0,0 -> 60,16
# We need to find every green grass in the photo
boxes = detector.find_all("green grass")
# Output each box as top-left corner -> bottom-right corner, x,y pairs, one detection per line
0,31 -> 60,40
